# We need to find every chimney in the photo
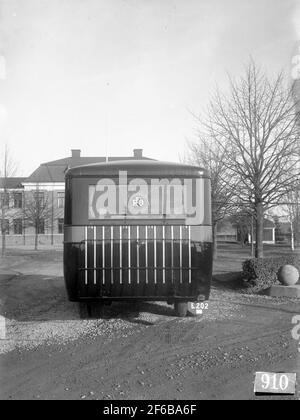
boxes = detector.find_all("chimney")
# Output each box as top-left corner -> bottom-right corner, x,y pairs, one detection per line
71,149 -> 81,158
133,148 -> 143,159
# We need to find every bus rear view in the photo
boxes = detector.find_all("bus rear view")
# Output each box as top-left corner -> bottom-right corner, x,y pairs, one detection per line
63,160 -> 212,317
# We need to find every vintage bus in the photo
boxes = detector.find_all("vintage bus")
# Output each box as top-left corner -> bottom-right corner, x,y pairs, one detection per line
63,160 -> 212,317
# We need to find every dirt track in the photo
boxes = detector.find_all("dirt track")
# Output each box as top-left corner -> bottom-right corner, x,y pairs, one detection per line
0,250 -> 299,400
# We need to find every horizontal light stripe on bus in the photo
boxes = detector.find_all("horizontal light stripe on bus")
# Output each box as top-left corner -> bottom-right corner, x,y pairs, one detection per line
64,225 -> 213,243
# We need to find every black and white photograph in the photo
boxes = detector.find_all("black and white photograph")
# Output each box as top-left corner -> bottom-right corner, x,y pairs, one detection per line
0,0 -> 300,403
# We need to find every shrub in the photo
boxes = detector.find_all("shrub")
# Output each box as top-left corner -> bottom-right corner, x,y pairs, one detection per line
242,255 -> 300,292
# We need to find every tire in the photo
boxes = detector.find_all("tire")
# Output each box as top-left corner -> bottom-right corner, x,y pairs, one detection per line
88,302 -> 104,319
174,302 -> 188,317
78,302 -> 103,319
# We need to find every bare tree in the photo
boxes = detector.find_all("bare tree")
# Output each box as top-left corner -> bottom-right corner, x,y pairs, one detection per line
280,186 -> 300,251
229,208 -> 252,246
186,134 -> 235,257
197,60 -> 300,257
23,186 -> 54,250
0,145 -> 19,256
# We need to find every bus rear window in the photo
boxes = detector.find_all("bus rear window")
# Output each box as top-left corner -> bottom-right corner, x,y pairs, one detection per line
88,176 -> 206,224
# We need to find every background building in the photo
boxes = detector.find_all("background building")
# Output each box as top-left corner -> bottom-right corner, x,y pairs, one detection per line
217,217 -> 276,244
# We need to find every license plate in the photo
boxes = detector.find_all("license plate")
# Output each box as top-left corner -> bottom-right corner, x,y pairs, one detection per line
188,302 -> 203,315
191,302 -> 203,310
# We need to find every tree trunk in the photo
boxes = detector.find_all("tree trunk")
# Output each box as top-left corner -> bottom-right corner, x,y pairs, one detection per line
251,215 -> 254,257
1,205 -> 6,256
291,221 -> 294,251
295,188 -> 299,246
240,227 -> 245,247
51,190 -> 54,246
34,229 -> 38,251
255,201 -> 264,258
22,193 -> 26,245
1,232 -> 5,256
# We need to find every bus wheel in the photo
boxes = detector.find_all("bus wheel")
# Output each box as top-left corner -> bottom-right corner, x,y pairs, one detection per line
88,302 -> 104,319
174,302 -> 188,317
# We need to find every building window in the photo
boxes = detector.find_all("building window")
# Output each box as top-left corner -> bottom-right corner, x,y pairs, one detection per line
57,192 -> 65,208
33,191 -> 45,207
1,219 -> 9,234
58,218 -> 64,234
13,219 -> 23,235
0,192 -> 9,207
13,192 -> 23,208
37,219 -> 45,234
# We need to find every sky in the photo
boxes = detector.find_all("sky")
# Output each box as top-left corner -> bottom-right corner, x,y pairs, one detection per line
0,0 -> 299,176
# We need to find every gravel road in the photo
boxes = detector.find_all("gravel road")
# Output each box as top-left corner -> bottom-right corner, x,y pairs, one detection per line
0,250 -> 299,400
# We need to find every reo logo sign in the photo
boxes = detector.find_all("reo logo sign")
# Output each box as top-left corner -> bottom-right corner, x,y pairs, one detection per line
88,170 -> 204,223
132,196 -> 145,208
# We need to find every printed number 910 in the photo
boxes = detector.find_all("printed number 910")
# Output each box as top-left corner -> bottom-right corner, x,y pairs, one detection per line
254,372 -> 296,395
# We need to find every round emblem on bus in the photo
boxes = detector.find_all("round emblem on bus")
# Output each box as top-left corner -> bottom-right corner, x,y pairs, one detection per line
132,196 -> 145,208
128,194 -> 149,214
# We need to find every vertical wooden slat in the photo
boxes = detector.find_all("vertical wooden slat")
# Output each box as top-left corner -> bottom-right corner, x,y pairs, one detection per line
171,225 -> 174,283
120,226 -> 122,284
102,226 -> 105,284
137,226 -> 140,284
111,226 -> 113,284
188,225 -> 191,283
179,226 -> 182,284
94,226 -> 96,285
145,225 -> 148,284
162,225 -> 165,284
128,226 -> 131,284
84,226 -> 88,285
154,226 -> 157,284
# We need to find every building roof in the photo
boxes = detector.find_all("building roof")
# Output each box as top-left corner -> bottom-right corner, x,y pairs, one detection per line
24,164 -> 70,183
0,177 -> 26,189
24,149 -> 153,183
66,160 -> 208,178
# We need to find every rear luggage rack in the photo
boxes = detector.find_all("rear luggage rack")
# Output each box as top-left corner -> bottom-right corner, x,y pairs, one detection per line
80,225 -> 192,287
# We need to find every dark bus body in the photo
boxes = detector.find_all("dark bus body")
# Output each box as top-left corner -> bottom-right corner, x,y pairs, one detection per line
64,160 -> 212,317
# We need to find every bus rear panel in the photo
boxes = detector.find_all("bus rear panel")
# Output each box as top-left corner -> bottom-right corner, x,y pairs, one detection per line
63,160 -> 212,307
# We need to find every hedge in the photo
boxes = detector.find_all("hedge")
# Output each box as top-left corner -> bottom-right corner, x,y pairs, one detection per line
242,255 -> 300,291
